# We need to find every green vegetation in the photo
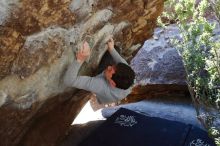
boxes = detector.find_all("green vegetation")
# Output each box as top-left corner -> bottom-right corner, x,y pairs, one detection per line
210,0 -> 220,22
157,0 -> 220,144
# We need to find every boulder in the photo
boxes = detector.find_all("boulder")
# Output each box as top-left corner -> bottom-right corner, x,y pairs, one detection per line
126,25 -> 189,102
0,0 -> 164,146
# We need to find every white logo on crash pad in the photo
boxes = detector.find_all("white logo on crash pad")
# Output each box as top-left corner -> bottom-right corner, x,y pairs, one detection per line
189,139 -> 210,146
114,115 -> 137,127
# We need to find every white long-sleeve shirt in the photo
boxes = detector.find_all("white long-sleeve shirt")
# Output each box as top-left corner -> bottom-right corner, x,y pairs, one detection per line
64,48 -> 131,104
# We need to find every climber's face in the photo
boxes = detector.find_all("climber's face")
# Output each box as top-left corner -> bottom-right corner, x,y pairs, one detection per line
104,65 -> 116,88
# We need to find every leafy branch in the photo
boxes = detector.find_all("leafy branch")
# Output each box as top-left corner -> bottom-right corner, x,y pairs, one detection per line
158,0 -> 220,144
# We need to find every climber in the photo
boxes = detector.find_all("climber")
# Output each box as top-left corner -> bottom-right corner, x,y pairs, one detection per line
63,38 -> 135,104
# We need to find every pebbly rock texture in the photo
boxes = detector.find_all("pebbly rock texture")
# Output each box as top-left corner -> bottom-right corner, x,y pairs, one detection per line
131,25 -> 186,85
0,0 -> 164,146
125,25 -> 189,102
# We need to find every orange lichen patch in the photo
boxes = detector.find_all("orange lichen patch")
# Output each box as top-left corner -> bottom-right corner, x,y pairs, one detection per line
0,27 -> 24,79
122,84 -> 189,103
131,0 -> 164,44
12,36 -> 65,78
95,0 -> 145,23
94,0 -> 164,49
7,0 -> 75,35
112,1 -> 146,22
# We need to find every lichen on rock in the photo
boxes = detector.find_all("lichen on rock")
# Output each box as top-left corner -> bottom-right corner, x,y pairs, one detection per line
0,0 -> 164,145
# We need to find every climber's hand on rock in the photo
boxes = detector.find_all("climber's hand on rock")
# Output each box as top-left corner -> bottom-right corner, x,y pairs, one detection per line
76,41 -> 91,64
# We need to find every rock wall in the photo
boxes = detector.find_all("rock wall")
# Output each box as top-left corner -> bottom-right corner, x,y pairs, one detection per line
125,24 -> 189,102
0,0 -> 164,146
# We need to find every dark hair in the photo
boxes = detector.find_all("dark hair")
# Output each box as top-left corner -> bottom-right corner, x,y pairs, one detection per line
97,45 -> 122,74
112,63 -> 135,90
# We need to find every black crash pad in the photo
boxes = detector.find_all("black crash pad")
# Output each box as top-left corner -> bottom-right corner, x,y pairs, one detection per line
79,108 -> 216,146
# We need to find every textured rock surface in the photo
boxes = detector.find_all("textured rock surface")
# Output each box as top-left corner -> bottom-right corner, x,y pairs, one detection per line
131,25 -> 186,85
0,0 -> 164,146
125,25 -> 188,102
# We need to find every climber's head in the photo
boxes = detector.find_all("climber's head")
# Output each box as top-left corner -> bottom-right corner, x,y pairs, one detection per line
104,63 -> 135,89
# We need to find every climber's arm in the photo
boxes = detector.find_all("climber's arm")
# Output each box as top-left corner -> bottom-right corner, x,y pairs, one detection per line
107,38 -> 128,65
64,41 -> 101,92
64,61 -> 101,92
